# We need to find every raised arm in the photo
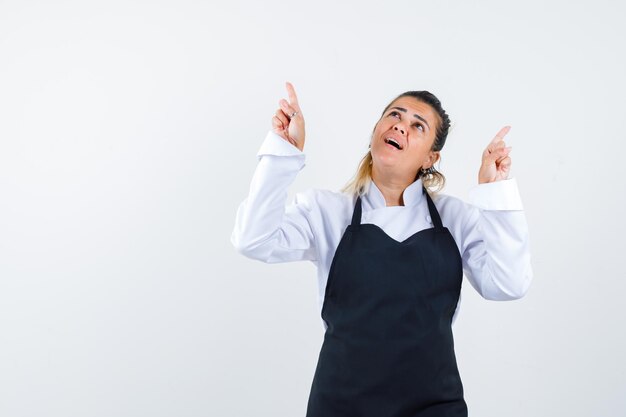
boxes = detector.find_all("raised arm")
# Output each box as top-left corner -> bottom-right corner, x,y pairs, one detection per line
231,82 -> 318,263
457,179 -> 533,300
458,126 -> 533,300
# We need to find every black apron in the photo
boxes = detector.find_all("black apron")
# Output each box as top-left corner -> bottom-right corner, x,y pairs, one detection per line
306,187 -> 468,417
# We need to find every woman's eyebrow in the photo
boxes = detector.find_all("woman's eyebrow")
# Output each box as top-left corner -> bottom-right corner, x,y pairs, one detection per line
390,107 -> 430,129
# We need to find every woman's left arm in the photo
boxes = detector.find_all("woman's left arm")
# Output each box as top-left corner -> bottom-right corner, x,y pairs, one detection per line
456,179 -> 533,300
457,126 -> 533,300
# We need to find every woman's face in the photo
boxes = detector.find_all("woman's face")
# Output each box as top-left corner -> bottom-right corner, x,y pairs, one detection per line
370,96 -> 440,180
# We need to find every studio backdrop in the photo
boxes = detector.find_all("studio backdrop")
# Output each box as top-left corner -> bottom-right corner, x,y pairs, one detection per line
0,1 -> 624,416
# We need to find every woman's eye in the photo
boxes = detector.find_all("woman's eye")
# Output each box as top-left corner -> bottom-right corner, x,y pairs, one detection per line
388,111 -> 424,131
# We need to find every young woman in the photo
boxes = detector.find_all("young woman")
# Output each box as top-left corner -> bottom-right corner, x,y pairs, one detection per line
231,82 -> 533,417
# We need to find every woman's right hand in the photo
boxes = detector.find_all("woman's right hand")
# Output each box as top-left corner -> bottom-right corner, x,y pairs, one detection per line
272,81 -> 305,152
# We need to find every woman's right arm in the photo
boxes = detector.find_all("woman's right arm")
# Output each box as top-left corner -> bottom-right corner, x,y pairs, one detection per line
230,83 -> 318,263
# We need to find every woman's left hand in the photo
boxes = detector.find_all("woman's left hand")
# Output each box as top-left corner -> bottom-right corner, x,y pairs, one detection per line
478,126 -> 513,184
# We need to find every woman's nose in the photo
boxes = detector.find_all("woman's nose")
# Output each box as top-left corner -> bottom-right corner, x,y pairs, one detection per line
393,125 -> 406,135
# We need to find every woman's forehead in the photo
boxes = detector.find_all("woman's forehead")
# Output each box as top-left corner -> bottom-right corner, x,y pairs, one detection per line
386,96 -> 439,126
389,96 -> 435,114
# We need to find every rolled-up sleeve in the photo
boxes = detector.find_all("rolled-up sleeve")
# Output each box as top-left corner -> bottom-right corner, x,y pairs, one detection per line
231,131 -> 318,263
460,178 -> 533,300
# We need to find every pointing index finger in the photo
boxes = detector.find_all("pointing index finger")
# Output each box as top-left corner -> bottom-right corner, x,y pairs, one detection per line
285,81 -> 300,108
490,125 -> 511,144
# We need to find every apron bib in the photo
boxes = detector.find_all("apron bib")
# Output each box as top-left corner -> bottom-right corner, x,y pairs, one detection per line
306,188 -> 468,417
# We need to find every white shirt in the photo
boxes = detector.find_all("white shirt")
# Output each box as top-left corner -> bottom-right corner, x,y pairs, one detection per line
231,131 -> 533,329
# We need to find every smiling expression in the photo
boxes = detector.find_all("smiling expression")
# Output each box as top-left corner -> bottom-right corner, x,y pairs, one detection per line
370,96 -> 441,180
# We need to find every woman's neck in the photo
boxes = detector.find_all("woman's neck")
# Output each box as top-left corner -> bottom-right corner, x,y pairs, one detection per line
371,169 -> 414,207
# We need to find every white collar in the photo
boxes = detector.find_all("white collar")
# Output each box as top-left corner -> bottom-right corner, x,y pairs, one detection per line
362,178 -> 425,209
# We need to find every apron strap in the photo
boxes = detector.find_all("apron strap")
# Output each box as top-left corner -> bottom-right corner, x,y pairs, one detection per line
351,195 -> 362,227
423,187 -> 444,229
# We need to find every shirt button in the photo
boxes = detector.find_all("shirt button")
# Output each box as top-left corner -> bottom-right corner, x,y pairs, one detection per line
426,215 -> 432,224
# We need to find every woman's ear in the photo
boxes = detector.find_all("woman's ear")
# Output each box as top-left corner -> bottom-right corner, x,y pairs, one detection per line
424,151 -> 441,169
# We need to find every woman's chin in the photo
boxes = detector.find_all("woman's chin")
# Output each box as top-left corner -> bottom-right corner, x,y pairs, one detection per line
372,153 -> 401,167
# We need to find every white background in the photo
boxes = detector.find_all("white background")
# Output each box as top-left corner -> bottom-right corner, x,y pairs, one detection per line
1,0 -> 625,416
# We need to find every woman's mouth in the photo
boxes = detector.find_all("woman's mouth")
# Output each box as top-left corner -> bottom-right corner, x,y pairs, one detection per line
384,137 -> 403,150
